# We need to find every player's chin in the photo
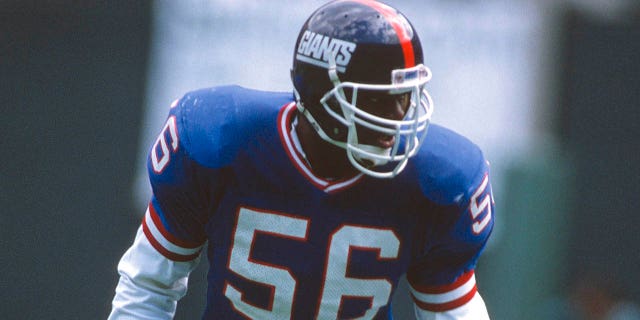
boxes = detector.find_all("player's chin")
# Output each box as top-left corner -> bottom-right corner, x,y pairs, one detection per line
358,131 -> 396,149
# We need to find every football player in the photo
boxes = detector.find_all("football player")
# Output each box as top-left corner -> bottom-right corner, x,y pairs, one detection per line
109,0 -> 494,319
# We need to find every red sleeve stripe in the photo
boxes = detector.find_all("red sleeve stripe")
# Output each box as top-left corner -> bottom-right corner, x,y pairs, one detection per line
409,271 -> 477,312
142,206 -> 203,261
410,270 -> 475,294
412,285 -> 478,312
148,203 -> 202,248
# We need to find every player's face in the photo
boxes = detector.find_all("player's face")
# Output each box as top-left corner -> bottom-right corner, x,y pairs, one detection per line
355,91 -> 411,149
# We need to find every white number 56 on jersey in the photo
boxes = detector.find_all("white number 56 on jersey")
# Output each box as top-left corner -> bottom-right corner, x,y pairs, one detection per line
224,207 -> 400,319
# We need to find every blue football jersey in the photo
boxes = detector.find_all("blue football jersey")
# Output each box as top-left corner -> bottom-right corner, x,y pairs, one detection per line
143,85 -> 494,319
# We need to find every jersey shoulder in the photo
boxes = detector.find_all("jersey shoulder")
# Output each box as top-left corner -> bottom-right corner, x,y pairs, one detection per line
172,85 -> 293,168
407,124 -> 494,273
145,86 -> 294,242
411,123 -> 489,206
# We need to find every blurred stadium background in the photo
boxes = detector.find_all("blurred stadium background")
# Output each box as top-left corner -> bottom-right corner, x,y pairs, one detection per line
2,0 -> 639,319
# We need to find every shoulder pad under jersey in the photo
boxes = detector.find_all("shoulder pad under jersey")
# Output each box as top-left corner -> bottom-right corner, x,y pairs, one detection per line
172,85 -> 293,168
411,124 -> 489,206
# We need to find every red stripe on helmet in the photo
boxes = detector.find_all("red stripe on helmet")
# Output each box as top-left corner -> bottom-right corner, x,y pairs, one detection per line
351,0 -> 415,67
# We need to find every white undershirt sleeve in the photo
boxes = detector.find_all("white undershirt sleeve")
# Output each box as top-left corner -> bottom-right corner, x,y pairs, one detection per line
413,292 -> 490,320
108,225 -> 202,320
409,270 -> 490,320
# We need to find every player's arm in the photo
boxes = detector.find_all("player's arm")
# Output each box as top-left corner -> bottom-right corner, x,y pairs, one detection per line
109,97 -> 221,319
409,271 -> 490,320
409,164 -> 494,320
108,204 -> 204,320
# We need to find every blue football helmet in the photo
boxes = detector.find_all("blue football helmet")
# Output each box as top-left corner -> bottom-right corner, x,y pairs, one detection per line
291,0 -> 433,178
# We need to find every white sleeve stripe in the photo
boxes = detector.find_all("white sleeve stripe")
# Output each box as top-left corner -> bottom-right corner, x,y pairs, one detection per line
143,209 -> 203,257
413,292 -> 490,319
109,226 -> 201,320
409,273 -> 476,304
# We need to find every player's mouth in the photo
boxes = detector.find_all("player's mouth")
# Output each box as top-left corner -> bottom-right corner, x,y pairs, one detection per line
357,125 -> 396,149
376,134 -> 395,149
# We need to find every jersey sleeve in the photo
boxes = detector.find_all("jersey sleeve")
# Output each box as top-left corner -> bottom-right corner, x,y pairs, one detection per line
144,93 -> 231,259
408,161 -> 494,317
109,92 -> 232,319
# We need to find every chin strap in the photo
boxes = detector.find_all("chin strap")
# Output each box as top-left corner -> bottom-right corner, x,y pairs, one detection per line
289,116 -> 314,169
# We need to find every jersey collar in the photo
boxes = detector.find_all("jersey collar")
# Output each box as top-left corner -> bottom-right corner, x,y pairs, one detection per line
278,102 -> 363,194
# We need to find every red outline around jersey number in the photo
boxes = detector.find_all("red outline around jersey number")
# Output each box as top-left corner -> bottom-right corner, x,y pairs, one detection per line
224,207 -> 400,319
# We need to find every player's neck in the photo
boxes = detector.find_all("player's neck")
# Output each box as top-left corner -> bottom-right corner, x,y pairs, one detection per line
294,113 -> 358,180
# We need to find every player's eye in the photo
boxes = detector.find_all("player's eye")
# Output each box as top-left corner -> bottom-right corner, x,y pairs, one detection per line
396,93 -> 410,112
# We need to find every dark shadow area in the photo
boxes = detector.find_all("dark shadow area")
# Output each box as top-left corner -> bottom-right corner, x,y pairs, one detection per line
1,1 -> 151,318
